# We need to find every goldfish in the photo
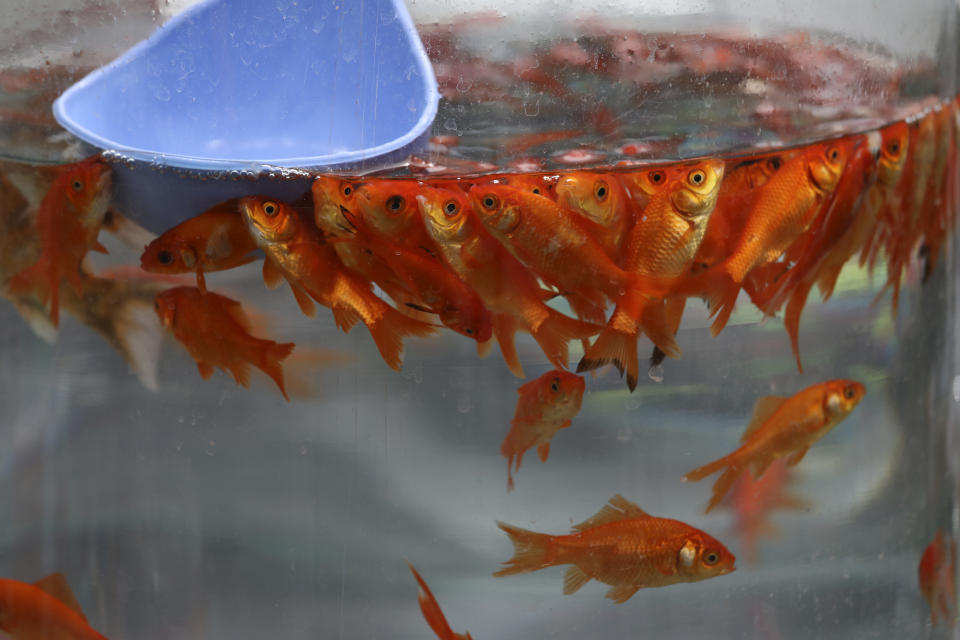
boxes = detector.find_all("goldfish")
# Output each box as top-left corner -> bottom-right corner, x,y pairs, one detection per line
408,564 -> 473,640
240,196 -> 436,370
140,198 -> 258,293
7,155 -> 112,326
418,186 -> 598,376
347,178 -> 439,253
155,286 -> 295,400
493,494 -> 736,602
683,379 -> 865,513
919,529 -> 957,625
500,369 -> 585,491
0,572 -> 109,640
683,141 -> 849,335
554,170 -> 634,262
489,173 -> 557,199
577,159 -> 724,390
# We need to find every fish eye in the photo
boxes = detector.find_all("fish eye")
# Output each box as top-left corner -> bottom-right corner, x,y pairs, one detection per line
443,200 -> 460,217
386,195 -> 405,213
465,328 -> 474,335
72,179 -> 83,192
481,194 -> 499,210
262,201 -> 279,217
888,141 -> 900,154
827,146 -> 840,162
531,187 -> 541,195
157,250 -> 173,265
688,170 -> 706,186
844,386 -> 856,399
649,170 -> 665,185
550,378 -> 560,392
703,551 -> 720,566
594,180 -> 608,200
767,157 -> 782,170
341,184 -> 353,197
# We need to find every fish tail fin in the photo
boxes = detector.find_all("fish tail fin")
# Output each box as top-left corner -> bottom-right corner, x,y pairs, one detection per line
705,466 -> 746,514
683,452 -> 737,484
492,313 -> 524,378
7,260 -> 55,321
816,261 -> 843,302
784,283 -> 812,374
531,308 -> 600,370
702,267 -> 740,336
259,341 -> 296,401
492,521 -> 556,577
367,305 -> 437,371
577,318 -> 640,391
408,564 -> 456,640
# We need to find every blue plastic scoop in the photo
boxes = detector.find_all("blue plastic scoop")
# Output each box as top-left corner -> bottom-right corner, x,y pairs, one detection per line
53,0 -> 439,171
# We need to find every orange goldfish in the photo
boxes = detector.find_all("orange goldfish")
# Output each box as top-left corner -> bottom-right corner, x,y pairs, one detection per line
493,494 -> 736,602
155,286 -> 294,400
919,529 -> 957,625
348,178 -> 439,253
240,196 -> 435,370
408,564 -> 473,640
684,379 -> 865,513
684,141 -> 849,335
577,159 -> 724,390
140,199 -> 258,293
7,155 -> 111,326
418,186 -> 598,376
554,170 -> 634,262
0,573 -> 108,640
489,173 -> 557,199
500,369 -> 585,491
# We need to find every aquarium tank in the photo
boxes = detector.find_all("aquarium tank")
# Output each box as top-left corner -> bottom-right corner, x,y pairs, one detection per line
0,0 -> 958,638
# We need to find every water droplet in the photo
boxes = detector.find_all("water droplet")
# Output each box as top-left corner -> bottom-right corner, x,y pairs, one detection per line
648,365 -> 664,383
624,396 -> 641,411
457,394 -> 471,414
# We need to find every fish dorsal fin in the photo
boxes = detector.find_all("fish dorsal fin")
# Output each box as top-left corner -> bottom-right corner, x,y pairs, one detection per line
741,396 -> 788,442
571,494 -> 650,532
33,573 -> 87,621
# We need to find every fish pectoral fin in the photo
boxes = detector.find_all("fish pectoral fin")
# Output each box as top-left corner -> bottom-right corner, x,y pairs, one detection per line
605,584 -> 640,604
262,257 -> 285,289
537,442 -> 551,463
741,396 -> 788,442
785,447 -> 810,467
563,566 -> 590,595
571,494 -> 650,533
654,557 -> 676,576
286,279 -> 318,318
32,573 -> 87,621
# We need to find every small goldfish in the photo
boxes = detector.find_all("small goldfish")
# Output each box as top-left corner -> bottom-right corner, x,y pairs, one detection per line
554,170 -> 634,262
494,494 -> 735,602
683,379 -> 865,513
140,199 -> 258,292
7,155 -> 111,326
919,529 -> 957,625
500,369 -> 585,491
155,286 -> 295,400
408,565 -> 473,640
0,573 -> 108,640
349,178 -> 438,253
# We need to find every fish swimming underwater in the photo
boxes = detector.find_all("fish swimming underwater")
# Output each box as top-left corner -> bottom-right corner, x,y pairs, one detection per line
408,564 -> 473,640
683,379 -> 866,513
0,573 -> 109,640
493,494 -> 736,602
919,529 -> 957,626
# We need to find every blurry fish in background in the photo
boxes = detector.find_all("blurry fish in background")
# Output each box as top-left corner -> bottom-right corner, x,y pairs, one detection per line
500,369 -> 585,491
494,494 -> 736,602
408,564 -> 473,640
918,529 -> 957,626
0,572 -> 109,640
683,379 -> 865,513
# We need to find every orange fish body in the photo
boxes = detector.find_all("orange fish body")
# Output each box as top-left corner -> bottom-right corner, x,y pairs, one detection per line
554,171 -> 634,262
240,196 -> 435,371
684,379 -> 865,513
488,173 -> 556,199
500,369 -> 585,491
350,179 -> 438,253
140,199 -> 258,293
418,187 -> 598,375
690,141 -> 849,335
493,494 -> 735,603
408,565 -> 472,640
7,156 -> 111,326
0,573 -> 108,640
577,159 -> 724,390
919,529 -> 957,625
155,286 -> 294,399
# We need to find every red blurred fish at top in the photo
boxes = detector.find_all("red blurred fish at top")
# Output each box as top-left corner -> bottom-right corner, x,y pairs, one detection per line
140,199 -> 258,293
500,369 -> 585,491
408,564 -> 473,640
7,155 -> 111,326
494,494 -> 736,603
684,379 -> 865,513
0,572 -> 109,640
155,286 -> 295,400
919,529 -> 957,625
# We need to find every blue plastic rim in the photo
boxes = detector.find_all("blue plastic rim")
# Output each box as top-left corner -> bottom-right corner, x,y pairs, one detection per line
53,0 -> 440,171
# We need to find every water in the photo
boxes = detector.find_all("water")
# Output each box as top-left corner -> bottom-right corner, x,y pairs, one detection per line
0,3 -> 959,640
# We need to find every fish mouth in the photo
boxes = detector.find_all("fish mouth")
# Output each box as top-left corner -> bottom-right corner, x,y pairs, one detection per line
670,189 -> 714,217
807,161 -> 839,193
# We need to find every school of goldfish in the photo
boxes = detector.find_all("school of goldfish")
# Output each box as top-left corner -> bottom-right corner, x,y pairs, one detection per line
0,76 -> 958,640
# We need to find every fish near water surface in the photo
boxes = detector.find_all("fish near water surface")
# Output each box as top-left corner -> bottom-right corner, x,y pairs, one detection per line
683,379 -> 866,513
494,494 -> 735,602
500,369 -> 585,491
